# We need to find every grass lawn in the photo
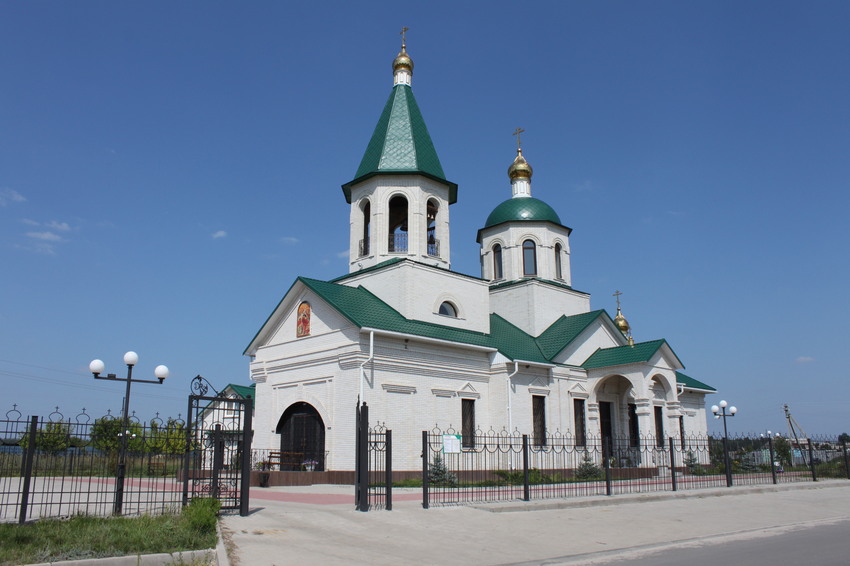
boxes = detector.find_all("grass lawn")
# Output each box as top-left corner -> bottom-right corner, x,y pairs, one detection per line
0,499 -> 219,566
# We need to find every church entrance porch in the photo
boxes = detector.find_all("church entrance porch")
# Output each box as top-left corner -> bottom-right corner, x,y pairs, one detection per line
593,376 -> 648,468
276,402 -> 326,472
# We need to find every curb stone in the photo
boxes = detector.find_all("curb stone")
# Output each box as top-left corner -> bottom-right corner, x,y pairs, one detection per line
25,548 -> 216,566
471,479 -> 850,513
21,520 -> 227,566
215,518 -> 230,566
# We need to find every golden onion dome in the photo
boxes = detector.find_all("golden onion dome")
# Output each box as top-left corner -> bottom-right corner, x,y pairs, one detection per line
393,47 -> 414,73
508,148 -> 533,180
614,308 -> 631,334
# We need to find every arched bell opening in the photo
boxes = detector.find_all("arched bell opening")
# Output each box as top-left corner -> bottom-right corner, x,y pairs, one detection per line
426,199 -> 439,257
388,195 -> 409,253
360,200 -> 371,257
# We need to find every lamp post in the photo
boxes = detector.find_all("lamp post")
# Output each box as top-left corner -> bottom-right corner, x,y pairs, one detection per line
711,400 -> 737,487
89,351 -> 168,515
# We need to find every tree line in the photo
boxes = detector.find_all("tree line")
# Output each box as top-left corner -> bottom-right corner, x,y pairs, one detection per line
18,418 -> 188,455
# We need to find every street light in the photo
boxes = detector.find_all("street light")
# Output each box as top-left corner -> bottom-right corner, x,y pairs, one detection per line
89,351 -> 168,515
711,400 -> 737,487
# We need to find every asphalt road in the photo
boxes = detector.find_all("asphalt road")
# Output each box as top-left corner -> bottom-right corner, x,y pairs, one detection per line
220,482 -> 850,566
564,519 -> 850,566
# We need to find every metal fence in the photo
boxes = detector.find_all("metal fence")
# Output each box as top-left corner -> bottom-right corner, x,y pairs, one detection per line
421,427 -> 850,507
354,402 -> 392,511
1,408 -> 186,523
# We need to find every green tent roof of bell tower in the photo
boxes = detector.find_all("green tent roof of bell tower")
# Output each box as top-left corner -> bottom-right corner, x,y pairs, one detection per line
342,84 -> 457,203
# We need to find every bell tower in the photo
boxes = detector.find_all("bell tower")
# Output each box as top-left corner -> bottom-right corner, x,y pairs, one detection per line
341,31 -> 457,273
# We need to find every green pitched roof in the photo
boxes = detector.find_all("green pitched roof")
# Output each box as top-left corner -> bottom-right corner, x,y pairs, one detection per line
296,277 -> 551,363
248,277 -> 711,392
582,339 -> 671,369
342,85 -> 457,203
483,197 -> 564,229
536,310 -> 607,359
226,383 -> 256,399
489,314 -> 550,363
223,383 -> 256,408
676,371 -> 716,392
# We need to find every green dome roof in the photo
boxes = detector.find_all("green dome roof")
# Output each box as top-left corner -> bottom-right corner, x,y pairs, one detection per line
484,197 -> 562,228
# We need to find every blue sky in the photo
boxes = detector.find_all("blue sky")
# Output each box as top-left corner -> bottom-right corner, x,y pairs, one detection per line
1,1 -> 848,435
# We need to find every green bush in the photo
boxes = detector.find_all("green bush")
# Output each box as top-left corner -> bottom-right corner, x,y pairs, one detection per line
492,469 -> 564,485
816,459 -> 849,479
574,452 -> 603,481
492,469 -> 523,485
428,454 -> 458,487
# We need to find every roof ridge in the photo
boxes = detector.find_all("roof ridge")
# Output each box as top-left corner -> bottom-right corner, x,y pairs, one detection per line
596,337 -> 667,351
534,309 -> 607,360
490,313 -> 549,361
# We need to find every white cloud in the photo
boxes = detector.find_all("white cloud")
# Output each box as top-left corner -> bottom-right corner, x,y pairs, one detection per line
0,188 -> 26,206
26,231 -> 63,242
280,237 -> 299,245
21,219 -> 73,232
46,221 -> 71,231
211,230 -> 227,239
795,356 -> 815,364
573,180 -> 594,193
14,242 -> 57,255
336,250 -> 349,258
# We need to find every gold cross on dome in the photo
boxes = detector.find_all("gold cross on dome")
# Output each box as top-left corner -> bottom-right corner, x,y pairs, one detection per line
613,290 -> 623,310
512,127 -> 525,150
400,26 -> 409,49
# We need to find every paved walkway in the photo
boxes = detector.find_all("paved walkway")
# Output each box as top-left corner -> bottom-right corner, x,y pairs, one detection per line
219,481 -> 850,566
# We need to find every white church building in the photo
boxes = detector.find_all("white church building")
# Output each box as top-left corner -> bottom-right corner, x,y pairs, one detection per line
244,39 -> 715,473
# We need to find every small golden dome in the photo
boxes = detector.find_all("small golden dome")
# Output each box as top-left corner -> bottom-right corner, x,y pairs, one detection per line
393,47 -> 414,73
508,148 -> 533,180
614,308 -> 630,333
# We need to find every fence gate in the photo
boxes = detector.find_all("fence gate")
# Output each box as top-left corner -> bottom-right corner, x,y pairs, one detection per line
183,376 -> 252,516
354,401 -> 392,511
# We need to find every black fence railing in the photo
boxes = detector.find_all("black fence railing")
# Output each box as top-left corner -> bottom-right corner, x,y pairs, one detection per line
354,402 -> 392,511
1,409 -> 187,523
366,424 -> 392,511
421,427 -> 850,508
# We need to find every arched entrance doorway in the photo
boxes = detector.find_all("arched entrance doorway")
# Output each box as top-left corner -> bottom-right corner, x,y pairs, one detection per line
594,375 -> 642,467
276,403 -> 326,471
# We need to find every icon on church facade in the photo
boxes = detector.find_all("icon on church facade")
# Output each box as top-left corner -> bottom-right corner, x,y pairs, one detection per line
296,302 -> 311,337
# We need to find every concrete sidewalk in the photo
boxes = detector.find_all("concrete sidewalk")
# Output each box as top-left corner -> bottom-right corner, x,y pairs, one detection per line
219,481 -> 850,566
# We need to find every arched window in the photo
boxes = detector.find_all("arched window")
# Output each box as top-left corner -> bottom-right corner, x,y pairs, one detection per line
438,301 -> 457,317
492,244 -> 503,280
427,199 -> 439,257
360,201 -> 371,256
522,240 -> 537,276
554,243 -> 563,279
388,195 -> 408,253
